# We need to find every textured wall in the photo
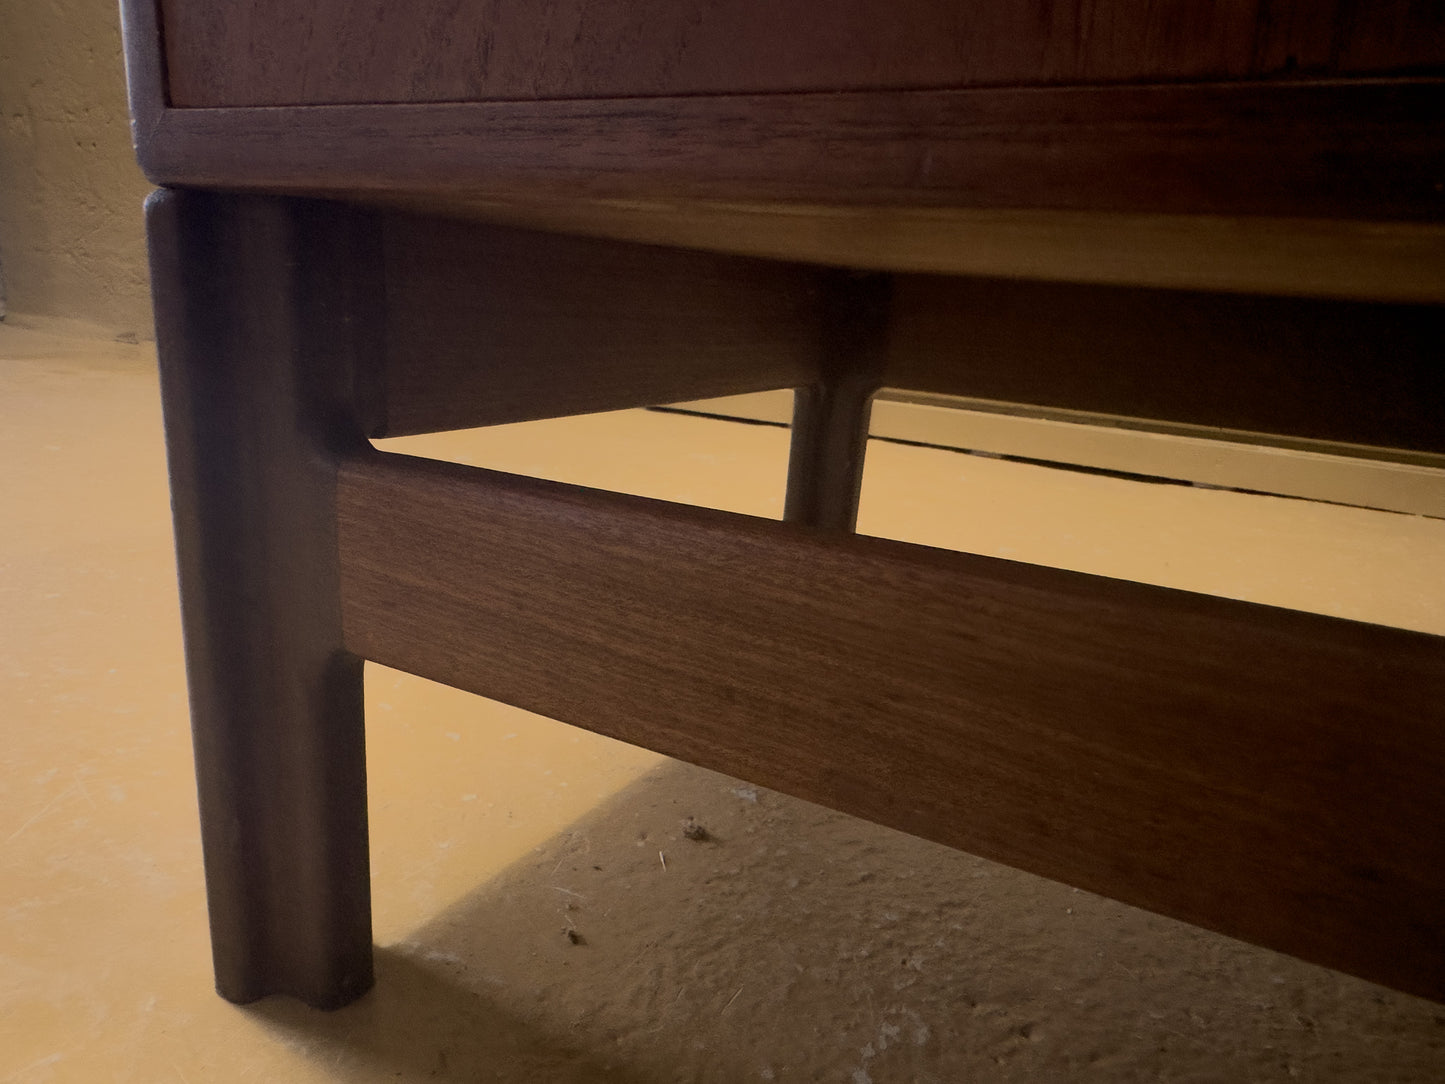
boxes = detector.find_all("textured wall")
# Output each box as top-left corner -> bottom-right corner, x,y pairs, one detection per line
0,0 -> 154,336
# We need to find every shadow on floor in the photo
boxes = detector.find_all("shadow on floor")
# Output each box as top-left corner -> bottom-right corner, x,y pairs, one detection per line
251,946 -> 658,1083
255,761 -> 1445,1083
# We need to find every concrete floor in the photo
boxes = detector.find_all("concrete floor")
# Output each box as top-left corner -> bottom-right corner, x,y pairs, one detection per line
2,320 -> 1443,1082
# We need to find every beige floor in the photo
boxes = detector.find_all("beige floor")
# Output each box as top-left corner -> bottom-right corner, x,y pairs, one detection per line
2,320 -> 1443,1082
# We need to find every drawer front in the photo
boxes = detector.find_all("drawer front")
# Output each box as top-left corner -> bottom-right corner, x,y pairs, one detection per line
160,0 -> 1445,108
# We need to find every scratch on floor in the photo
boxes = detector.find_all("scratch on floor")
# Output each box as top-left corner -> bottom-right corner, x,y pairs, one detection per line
6,782 -> 78,843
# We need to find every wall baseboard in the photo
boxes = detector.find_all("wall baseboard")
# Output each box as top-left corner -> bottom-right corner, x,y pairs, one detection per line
668,391 -> 1445,519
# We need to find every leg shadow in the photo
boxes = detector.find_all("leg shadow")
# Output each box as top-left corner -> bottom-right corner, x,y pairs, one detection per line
250,945 -> 658,1082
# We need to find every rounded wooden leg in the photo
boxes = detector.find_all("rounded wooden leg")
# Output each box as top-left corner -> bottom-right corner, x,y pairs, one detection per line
147,189 -> 378,1008
784,272 -> 891,532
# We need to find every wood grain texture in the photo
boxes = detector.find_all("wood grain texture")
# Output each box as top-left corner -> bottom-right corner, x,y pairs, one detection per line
120,0 -> 1445,298
381,199 -> 1445,305
157,0 -> 1445,107
376,215 -> 823,437
338,450 -> 1445,1003
884,276 -> 1445,454
148,190 -> 377,1009
131,81 -> 1445,225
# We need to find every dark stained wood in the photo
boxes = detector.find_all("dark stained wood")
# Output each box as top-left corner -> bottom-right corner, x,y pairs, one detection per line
337,450 -> 1445,1003
1326,3 -> 1445,74
784,386 -> 876,532
121,0 -> 1445,304
118,0 -> 164,133
783,273 -> 891,532
885,275 -> 1445,453
131,80 -> 1445,226
380,198 -> 1445,305
376,214 -> 823,437
158,0 -> 1445,108
121,0 -> 1445,1016
148,190 -> 378,1009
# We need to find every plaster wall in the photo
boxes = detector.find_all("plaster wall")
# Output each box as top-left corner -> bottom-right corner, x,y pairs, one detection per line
0,0 -> 153,337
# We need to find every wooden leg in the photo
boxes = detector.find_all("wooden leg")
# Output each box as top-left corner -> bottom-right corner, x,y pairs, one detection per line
784,383 -> 875,531
146,190 -> 380,1009
784,273 -> 892,532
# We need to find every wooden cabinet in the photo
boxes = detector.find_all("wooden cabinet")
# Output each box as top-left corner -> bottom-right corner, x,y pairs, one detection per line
122,0 -> 1445,1012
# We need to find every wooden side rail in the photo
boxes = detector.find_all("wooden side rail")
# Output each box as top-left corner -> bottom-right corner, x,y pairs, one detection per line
374,214 -> 826,437
368,211 -> 1445,455
131,81 -> 1445,228
885,275 -> 1445,455
337,449 -> 1445,1003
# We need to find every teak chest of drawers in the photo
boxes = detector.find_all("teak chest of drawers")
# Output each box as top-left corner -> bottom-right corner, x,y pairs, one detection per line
121,0 -> 1445,1009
